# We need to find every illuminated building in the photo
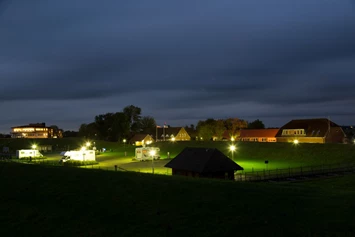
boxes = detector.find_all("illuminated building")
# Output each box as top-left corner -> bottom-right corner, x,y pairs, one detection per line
11,123 -> 62,139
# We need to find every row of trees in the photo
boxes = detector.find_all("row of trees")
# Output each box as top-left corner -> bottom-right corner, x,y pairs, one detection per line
72,104 -> 266,142
78,105 -> 156,141
196,118 -> 265,140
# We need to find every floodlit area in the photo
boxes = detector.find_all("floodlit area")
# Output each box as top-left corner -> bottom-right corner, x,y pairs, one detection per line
44,151 -> 172,174
4,139 -> 355,177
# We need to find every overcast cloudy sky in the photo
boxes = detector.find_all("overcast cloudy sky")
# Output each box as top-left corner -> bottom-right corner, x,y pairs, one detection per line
1,0 -> 355,133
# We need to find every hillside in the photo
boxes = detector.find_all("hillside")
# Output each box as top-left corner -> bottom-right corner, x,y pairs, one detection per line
1,162 -> 355,237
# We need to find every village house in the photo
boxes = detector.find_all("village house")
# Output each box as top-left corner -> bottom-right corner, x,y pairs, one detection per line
11,123 -> 62,139
239,129 -> 279,142
129,134 -> 154,146
275,118 -> 346,144
156,127 -> 191,141
165,147 -> 243,180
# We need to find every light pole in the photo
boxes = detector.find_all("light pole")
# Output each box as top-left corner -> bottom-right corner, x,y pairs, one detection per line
123,139 -> 127,156
31,144 -> 37,160
229,145 -> 236,160
150,150 -> 156,174
81,146 -> 86,163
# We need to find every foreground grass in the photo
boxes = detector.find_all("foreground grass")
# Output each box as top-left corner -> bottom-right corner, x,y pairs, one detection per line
1,162 -> 355,237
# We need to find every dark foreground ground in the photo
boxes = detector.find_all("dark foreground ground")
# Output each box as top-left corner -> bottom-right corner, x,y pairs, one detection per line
1,162 -> 355,237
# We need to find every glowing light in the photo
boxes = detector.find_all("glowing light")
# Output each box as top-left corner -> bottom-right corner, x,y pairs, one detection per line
149,150 -> 156,156
171,137 -> 176,142
85,142 -> 91,147
123,139 -> 126,143
229,145 -> 236,160
81,146 -> 86,151
293,139 -> 299,144
231,137 -> 235,141
31,144 -> 37,149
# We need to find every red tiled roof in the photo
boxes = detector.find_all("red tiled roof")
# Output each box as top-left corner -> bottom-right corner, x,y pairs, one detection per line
240,129 -> 279,138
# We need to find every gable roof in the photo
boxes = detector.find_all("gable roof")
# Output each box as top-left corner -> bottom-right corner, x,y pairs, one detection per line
164,147 -> 243,173
130,134 -> 152,142
156,127 -> 185,138
276,118 -> 340,137
240,129 -> 279,138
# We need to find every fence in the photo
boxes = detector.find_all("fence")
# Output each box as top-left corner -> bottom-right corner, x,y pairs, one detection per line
235,163 -> 355,182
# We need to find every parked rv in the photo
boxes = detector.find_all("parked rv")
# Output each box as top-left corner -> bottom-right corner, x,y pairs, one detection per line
59,150 -> 96,163
135,147 -> 160,161
16,149 -> 43,159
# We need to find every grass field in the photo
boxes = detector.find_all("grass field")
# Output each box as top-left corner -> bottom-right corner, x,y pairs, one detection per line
1,162 -> 355,237
2,138 -> 355,174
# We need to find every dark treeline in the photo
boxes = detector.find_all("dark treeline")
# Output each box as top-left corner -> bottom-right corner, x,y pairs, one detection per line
196,118 -> 265,141
60,104 -> 265,142
77,105 -> 156,142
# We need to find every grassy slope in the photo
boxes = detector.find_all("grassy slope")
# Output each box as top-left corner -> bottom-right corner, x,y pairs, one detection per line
1,162 -> 355,237
3,138 -> 355,172
156,141 -> 355,171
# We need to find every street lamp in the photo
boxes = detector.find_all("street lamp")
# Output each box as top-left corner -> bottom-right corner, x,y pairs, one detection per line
123,139 -> 127,156
171,137 -> 176,142
229,145 -> 236,160
85,142 -> 91,147
293,139 -> 299,145
150,150 -> 156,174
31,144 -> 37,159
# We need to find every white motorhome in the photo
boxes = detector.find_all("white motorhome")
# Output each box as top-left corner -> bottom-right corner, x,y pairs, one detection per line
60,150 -> 96,163
16,149 -> 43,159
135,147 -> 160,161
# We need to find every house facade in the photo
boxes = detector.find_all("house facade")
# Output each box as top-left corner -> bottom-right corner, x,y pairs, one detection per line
11,123 -> 57,139
156,127 -> 191,141
239,129 -> 279,142
130,134 -> 154,146
276,118 -> 346,144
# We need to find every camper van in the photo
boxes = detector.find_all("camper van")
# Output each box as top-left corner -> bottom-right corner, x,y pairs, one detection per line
16,149 -> 43,159
60,150 -> 96,163
135,147 -> 160,161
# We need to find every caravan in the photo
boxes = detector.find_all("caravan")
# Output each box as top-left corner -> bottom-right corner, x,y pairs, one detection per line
60,150 -> 96,163
135,147 -> 160,161
16,149 -> 43,159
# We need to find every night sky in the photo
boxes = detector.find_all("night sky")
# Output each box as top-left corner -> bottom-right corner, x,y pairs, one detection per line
1,0 -> 355,133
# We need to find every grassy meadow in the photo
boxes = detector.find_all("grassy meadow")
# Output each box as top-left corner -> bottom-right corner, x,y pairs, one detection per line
2,138 -> 355,174
1,138 -> 355,236
1,162 -> 355,237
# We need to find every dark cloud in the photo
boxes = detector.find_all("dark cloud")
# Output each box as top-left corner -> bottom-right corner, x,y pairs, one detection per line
1,0 -> 355,132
